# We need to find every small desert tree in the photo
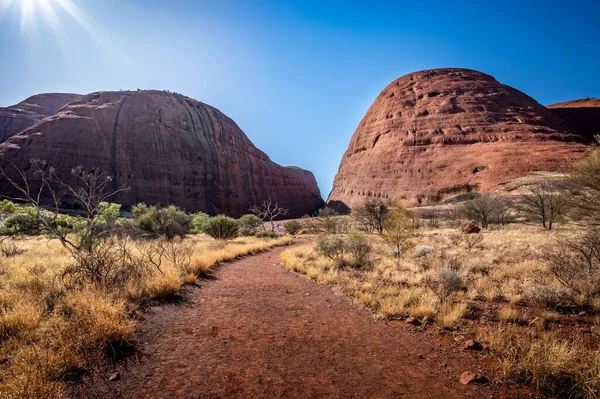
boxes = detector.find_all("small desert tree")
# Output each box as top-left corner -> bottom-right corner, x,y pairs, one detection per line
352,199 -> 389,233
250,198 -> 288,232
380,204 -> 415,262
460,194 -> 507,229
520,182 -> 567,230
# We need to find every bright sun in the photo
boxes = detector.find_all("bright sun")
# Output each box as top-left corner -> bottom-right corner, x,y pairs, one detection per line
0,0 -> 93,36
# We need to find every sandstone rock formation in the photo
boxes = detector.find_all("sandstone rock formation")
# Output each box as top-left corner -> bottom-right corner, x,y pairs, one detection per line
0,93 -> 79,143
548,98 -> 600,141
0,90 -> 322,217
328,68 -> 590,210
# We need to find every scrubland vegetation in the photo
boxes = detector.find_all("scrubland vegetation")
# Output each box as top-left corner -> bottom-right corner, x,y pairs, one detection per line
281,138 -> 600,398
0,162 -> 291,397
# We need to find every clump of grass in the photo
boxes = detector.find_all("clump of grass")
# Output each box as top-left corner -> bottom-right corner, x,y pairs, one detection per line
478,325 -> 600,398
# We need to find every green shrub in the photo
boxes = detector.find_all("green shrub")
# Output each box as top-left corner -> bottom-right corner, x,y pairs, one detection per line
133,204 -> 191,239
191,212 -> 210,233
255,231 -> 277,239
344,234 -> 371,268
283,220 -> 302,235
238,214 -> 262,235
203,216 -> 239,240
315,235 -> 345,263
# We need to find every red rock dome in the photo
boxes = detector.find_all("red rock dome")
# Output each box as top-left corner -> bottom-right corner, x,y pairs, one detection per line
328,68 -> 590,209
0,90 -> 322,217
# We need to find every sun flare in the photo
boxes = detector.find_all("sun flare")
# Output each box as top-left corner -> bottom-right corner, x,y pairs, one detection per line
1,0 -> 95,38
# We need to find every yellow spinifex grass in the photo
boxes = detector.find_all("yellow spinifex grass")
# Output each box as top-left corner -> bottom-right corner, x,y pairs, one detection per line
0,234 -> 290,398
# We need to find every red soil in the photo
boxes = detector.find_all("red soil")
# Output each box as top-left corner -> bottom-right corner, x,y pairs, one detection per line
84,242 -> 541,398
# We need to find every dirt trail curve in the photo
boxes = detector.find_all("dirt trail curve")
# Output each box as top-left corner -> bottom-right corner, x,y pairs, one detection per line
102,242 -> 537,399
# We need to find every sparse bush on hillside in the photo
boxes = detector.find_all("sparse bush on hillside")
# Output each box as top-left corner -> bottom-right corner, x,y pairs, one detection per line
202,215 -> 239,241
352,199 -> 389,233
238,214 -> 262,236
460,194 -> 511,229
520,183 -> 567,230
283,220 -> 302,235
191,212 -> 210,233
133,204 -> 191,239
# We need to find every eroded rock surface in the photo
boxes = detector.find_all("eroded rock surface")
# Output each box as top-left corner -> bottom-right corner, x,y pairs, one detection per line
0,93 -> 79,143
0,90 -> 322,217
328,68 -> 589,209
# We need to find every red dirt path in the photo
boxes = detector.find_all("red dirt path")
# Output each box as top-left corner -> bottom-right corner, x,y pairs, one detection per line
96,242 -> 539,398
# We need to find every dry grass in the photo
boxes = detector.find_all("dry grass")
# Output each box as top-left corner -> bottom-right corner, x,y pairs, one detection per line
281,225 -> 574,326
479,325 -> 600,398
281,224 -> 599,397
0,235 -> 291,398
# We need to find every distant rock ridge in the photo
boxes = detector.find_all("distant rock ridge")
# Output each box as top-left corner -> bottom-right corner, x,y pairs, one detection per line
548,98 -> 600,141
0,90 -> 323,217
328,68 -> 590,210
0,93 -> 80,143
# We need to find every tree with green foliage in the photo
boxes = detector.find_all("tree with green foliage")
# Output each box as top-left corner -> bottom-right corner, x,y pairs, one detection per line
203,215 -> 239,240
379,204 -> 415,262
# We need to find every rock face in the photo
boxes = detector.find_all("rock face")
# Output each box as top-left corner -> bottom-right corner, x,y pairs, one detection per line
328,68 -> 590,209
548,98 -> 600,142
0,93 -> 80,143
0,90 -> 322,217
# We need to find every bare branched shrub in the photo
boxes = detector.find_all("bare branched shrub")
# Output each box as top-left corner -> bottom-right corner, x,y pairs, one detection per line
460,195 -> 510,229
520,183 -> 567,230
545,229 -> 600,299
352,199 -> 389,233
250,198 -> 289,232
464,233 -> 484,250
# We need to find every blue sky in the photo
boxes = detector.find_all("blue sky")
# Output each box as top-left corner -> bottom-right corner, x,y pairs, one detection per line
0,0 -> 599,197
